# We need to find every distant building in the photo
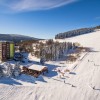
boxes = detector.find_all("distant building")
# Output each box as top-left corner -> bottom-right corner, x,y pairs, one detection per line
13,52 -> 23,61
0,41 -> 14,61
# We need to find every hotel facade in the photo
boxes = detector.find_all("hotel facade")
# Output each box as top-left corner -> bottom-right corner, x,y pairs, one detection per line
0,41 -> 14,61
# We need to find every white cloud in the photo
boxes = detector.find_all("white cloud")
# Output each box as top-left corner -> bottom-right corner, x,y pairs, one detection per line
0,0 -> 77,12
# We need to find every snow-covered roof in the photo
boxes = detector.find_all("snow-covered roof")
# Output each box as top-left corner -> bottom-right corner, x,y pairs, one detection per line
28,64 -> 47,71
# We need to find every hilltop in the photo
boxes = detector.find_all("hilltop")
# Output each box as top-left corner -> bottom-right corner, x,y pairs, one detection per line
0,34 -> 40,42
55,25 -> 100,39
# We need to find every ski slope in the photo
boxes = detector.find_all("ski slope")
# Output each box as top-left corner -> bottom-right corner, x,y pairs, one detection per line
0,30 -> 100,100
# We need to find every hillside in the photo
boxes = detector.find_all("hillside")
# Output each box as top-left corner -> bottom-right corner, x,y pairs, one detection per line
55,26 -> 100,39
0,34 -> 39,42
0,30 -> 100,100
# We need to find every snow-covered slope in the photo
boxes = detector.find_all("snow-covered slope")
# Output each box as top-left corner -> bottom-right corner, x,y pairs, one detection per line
0,30 -> 100,100
55,30 -> 100,51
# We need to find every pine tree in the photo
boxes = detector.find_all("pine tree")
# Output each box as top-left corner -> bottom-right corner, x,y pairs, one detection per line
12,62 -> 21,78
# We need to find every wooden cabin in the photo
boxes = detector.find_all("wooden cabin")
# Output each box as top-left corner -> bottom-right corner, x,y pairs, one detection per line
22,65 -> 48,78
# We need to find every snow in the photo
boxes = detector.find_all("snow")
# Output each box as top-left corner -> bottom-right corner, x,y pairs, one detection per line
0,30 -> 100,100
28,65 -> 47,71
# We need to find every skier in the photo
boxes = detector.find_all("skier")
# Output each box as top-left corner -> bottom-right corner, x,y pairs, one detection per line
72,84 -> 74,87
93,86 -> 95,90
71,84 -> 76,87
64,80 -> 65,84
89,84 -> 95,90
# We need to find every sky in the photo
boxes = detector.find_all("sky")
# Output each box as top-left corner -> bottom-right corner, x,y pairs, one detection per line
0,0 -> 100,39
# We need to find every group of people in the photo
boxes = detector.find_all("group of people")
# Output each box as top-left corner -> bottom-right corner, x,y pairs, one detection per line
63,80 -> 76,87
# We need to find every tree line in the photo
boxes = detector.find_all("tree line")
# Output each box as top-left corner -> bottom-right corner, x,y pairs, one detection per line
55,25 -> 100,39
33,39 -> 80,61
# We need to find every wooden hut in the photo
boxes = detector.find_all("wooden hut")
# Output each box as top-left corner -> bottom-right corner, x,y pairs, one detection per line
22,65 -> 48,78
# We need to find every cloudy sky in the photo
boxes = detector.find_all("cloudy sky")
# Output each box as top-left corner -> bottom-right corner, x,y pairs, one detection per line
0,0 -> 77,12
0,0 -> 100,39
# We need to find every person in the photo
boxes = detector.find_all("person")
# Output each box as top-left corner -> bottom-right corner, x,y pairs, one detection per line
72,85 -> 74,87
64,80 -> 65,83
71,84 -> 76,87
88,59 -> 89,62
93,86 -> 95,90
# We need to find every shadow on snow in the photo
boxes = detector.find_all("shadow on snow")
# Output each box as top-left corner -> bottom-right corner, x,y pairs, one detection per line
0,77 -> 22,85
